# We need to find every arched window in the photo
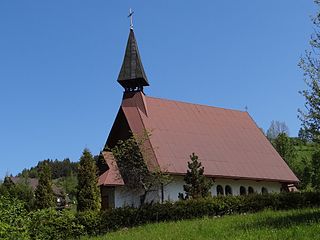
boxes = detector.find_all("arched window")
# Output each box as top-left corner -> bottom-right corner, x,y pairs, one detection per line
216,185 -> 224,196
248,186 -> 254,194
261,187 -> 268,194
240,186 -> 246,195
225,185 -> 232,196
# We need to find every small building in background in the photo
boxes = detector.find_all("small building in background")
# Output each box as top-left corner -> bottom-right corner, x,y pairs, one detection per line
10,177 -> 68,208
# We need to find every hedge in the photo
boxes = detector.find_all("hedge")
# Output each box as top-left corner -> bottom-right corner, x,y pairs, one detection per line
80,191 -> 320,236
2,192 -> 320,239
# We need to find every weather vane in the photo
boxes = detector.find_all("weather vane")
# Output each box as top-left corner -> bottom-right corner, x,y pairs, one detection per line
128,8 -> 134,30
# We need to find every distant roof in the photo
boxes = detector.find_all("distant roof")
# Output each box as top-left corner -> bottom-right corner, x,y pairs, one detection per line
98,152 -> 124,186
106,92 -> 299,184
117,29 -> 149,89
10,177 -> 64,196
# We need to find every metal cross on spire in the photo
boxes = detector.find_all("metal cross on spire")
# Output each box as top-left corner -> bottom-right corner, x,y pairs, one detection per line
128,8 -> 134,30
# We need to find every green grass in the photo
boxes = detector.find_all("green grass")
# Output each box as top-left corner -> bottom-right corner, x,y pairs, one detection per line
81,208 -> 320,240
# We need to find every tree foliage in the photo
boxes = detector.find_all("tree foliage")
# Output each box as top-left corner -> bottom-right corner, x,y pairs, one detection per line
266,120 -> 289,140
0,177 -> 35,211
111,133 -> 171,205
311,150 -> 320,191
19,158 -> 78,179
0,196 -> 30,240
272,133 -> 296,165
298,1 -> 320,143
77,149 -> 101,212
35,162 -> 55,209
183,153 -> 213,199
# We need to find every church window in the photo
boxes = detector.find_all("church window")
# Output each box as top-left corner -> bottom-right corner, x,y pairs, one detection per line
240,186 -> 246,195
216,185 -> 224,195
225,185 -> 232,195
248,186 -> 254,194
261,187 -> 268,194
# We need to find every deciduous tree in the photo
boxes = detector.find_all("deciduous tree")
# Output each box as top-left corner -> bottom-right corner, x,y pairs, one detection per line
111,133 -> 171,205
266,121 -> 289,140
311,150 -> 320,190
299,1 -> 320,143
273,133 -> 296,165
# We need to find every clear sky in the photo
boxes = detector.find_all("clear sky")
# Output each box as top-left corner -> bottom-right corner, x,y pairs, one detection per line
0,1 -> 317,178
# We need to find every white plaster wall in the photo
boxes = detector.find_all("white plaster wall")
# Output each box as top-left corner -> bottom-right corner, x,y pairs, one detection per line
114,177 -> 282,207
163,176 -> 185,202
211,179 -> 281,196
114,187 -> 140,208
163,176 -> 282,201
114,187 -> 161,208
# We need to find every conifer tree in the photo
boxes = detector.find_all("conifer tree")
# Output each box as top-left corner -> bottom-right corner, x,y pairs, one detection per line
77,148 -> 101,212
183,153 -> 213,199
35,162 -> 55,209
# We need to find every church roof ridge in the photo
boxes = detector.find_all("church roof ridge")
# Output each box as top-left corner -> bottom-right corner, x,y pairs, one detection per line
144,94 -> 248,114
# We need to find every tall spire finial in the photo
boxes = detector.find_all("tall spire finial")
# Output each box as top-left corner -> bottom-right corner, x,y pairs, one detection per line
128,8 -> 134,30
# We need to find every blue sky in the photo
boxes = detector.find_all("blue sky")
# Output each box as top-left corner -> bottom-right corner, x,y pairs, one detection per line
0,1 -> 316,178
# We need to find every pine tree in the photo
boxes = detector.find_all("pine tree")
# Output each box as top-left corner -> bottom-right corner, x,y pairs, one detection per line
77,148 -> 101,212
183,153 -> 213,199
35,162 -> 55,209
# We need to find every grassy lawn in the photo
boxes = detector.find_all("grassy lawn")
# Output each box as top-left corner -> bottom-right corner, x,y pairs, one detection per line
81,208 -> 320,240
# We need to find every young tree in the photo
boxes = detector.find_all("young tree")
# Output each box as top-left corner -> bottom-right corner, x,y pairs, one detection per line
35,162 -> 55,209
111,133 -> 171,205
299,1 -> 320,143
266,120 -> 289,140
272,133 -> 296,165
183,153 -> 213,199
76,148 -> 101,212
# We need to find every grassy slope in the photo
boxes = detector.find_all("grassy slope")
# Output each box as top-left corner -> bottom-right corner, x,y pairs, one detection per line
82,208 -> 320,240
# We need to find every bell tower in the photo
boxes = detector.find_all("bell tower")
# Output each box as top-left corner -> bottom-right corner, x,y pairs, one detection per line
117,11 -> 149,92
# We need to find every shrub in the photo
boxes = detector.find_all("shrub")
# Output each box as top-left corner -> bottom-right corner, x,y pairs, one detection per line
28,208 -> 83,240
96,191 -> 320,235
0,196 -> 30,240
77,210 -> 101,236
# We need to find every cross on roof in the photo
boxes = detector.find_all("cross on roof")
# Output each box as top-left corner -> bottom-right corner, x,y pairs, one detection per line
128,8 -> 134,30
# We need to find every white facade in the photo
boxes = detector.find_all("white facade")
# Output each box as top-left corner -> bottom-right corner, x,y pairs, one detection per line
110,176 -> 282,208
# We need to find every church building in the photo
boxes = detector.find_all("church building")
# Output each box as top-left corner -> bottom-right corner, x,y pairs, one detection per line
98,25 -> 299,209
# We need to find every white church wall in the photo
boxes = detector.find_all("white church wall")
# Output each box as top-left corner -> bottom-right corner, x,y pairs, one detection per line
113,176 -> 282,208
114,186 -> 161,208
162,176 -> 282,201
212,179 -> 281,196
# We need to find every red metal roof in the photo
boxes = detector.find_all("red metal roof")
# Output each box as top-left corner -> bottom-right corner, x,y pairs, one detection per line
98,152 -> 124,186
116,92 -> 299,183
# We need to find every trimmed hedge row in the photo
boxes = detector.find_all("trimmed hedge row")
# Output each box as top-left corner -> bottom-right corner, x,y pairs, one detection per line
3,192 -> 320,239
79,192 -> 320,236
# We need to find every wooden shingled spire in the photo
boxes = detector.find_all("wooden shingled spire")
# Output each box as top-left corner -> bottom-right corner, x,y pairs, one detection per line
117,28 -> 149,92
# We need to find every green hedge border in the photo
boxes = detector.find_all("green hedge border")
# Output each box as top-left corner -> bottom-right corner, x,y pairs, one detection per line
80,192 -> 320,236
3,192 -> 320,239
